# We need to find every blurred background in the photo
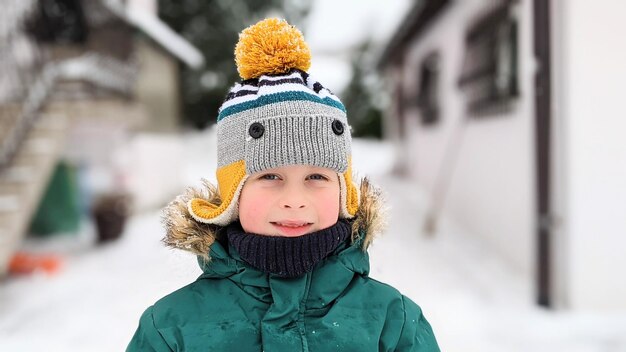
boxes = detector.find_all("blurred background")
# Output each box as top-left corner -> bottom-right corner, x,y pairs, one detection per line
1,0 -> 626,351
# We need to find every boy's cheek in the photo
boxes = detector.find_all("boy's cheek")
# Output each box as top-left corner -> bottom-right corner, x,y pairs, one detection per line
317,193 -> 341,224
240,199 -> 266,220
239,209 -> 264,234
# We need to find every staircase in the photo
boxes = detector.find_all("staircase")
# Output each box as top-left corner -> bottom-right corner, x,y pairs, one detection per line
0,0 -> 161,277
0,105 -> 69,276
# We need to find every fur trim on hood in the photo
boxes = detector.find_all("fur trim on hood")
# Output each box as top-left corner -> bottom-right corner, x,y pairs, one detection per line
162,178 -> 386,260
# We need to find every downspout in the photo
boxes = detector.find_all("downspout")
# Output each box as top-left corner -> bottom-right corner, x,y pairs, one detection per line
533,0 -> 553,308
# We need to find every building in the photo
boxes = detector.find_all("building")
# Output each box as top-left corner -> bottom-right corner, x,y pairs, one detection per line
0,0 -> 204,276
378,0 -> 626,311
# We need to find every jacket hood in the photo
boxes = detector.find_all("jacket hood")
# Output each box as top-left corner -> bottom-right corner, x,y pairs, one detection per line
162,178 -> 386,260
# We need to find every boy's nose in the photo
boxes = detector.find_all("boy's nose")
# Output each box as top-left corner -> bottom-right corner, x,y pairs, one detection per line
281,197 -> 306,209
283,202 -> 304,209
280,186 -> 307,209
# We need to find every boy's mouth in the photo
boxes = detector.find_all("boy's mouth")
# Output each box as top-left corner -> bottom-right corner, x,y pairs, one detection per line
270,221 -> 313,237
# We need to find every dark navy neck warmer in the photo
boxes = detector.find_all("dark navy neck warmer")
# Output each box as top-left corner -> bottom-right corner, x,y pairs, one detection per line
226,220 -> 351,278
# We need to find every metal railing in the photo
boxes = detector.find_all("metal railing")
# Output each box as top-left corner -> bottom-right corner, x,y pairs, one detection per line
0,0 -> 46,170
0,0 -> 137,170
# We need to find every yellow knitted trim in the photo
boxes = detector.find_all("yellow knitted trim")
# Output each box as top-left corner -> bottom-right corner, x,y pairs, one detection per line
235,18 -> 311,80
188,198 -> 220,220
343,159 -> 359,217
188,160 -> 246,222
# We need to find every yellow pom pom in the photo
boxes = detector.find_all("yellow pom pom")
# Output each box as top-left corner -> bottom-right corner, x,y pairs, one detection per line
235,18 -> 311,80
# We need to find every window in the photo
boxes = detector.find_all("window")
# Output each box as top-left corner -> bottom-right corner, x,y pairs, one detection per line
27,0 -> 88,44
416,52 -> 440,125
459,2 -> 519,115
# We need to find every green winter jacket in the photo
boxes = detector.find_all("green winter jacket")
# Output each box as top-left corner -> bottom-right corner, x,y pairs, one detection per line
127,180 -> 440,352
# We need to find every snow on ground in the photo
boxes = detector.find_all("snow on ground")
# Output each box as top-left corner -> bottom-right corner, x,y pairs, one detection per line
1,129 -> 626,351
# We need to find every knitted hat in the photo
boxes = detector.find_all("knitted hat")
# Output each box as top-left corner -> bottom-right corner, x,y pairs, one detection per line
188,18 -> 359,226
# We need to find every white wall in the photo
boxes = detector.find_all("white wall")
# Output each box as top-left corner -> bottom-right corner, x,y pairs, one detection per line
555,0 -> 626,311
135,39 -> 180,133
399,0 -> 537,275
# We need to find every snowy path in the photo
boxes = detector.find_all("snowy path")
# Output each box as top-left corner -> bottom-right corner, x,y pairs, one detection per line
1,135 -> 625,351
369,175 -> 626,352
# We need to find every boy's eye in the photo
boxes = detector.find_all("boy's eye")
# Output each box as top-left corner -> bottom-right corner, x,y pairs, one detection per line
259,174 -> 280,180
307,174 -> 329,181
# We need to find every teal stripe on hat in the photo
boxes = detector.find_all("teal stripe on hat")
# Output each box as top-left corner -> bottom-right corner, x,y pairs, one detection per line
218,91 -> 346,121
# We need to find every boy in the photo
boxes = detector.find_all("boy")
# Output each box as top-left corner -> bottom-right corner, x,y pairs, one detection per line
127,18 -> 440,351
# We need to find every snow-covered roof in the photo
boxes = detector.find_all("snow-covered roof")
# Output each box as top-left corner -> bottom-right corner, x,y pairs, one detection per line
377,0 -> 451,69
102,0 -> 205,69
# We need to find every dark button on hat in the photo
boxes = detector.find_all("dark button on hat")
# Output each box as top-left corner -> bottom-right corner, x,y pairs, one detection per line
249,122 -> 265,138
332,119 -> 344,135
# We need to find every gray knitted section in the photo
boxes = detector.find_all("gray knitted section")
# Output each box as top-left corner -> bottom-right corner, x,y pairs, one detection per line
217,101 -> 349,169
245,115 -> 349,174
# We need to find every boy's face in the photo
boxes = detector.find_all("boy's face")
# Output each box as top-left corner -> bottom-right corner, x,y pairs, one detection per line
238,165 -> 340,237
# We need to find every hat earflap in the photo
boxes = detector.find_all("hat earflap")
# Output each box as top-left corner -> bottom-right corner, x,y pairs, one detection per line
188,161 -> 247,226
340,159 -> 360,218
